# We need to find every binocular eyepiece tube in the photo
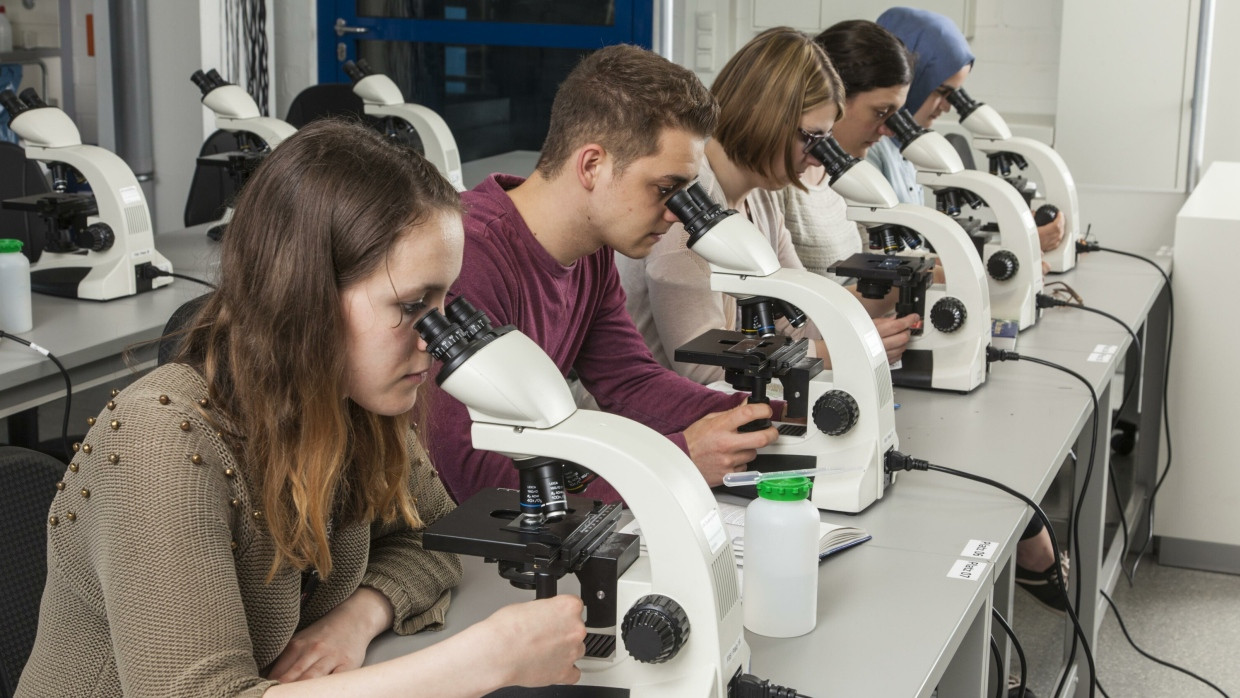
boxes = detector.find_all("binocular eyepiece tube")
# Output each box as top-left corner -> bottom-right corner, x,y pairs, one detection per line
665,182 -> 734,247
804,136 -> 859,184
342,59 -> 377,83
944,87 -> 981,120
885,108 -> 929,149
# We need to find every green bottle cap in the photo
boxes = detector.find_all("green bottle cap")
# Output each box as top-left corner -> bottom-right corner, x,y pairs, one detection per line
755,475 -> 811,501
0,239 -> 23,253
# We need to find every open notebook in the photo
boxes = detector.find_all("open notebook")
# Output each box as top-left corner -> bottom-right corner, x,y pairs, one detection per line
619,500 -> 870,566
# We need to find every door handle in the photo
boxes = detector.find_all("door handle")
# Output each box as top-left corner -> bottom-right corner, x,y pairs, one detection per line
335,18 -> 370,37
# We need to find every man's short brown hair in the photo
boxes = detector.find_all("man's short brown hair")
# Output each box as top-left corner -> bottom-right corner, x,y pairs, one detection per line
536,44 -> 719,177
711,27 -> 844,191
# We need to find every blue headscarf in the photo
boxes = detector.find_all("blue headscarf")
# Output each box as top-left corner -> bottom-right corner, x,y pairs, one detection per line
877,7 -> 975,116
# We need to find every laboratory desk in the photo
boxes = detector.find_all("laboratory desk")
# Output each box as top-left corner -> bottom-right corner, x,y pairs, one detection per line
0,226 -> 217,422
363,247 -> 1171,698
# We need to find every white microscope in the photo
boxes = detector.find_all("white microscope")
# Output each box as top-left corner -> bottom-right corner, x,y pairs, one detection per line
0,89 -> 172,301
191,69 -> 298,238
344,60 -> 465,191
887,108 -> 1043,330
806,136 -> 990,394
415,297 -> 775,698
667,184 -> 898,513
947,88 -> 1080,273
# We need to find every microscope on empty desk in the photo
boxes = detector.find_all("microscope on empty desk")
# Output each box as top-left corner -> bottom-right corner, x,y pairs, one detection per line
343,60 -> 465,191
0,89 -> 172,300
886,108 -> 1043,330
190,69 -> 298,239
666,184 -> 899,513
415,297 -> 755,697
805,136 -> 990,393
947,88 -> 1081,273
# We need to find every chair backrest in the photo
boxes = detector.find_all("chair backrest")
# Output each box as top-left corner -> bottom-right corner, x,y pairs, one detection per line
0,447 -> 65,697
158,294 -> 211,366
183,130 -> 245,228
944,132 -> 978,171
284,83 -> 366,128
0,141 -> 50,264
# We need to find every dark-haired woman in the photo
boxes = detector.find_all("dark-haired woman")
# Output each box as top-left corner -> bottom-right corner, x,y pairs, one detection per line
17,119 -> 586,697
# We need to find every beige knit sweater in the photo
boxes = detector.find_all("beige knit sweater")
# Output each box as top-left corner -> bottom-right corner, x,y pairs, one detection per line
17,363 -> 463,697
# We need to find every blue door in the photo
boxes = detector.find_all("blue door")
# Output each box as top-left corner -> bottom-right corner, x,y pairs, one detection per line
318,1 -> 654,162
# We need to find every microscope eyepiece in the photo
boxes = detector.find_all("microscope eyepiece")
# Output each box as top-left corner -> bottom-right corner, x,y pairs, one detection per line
945,88 -> 981,120
415,309 -> 470,366
885,109 -> 929,150
0,89 -> 28,117
804,136 -> 858,185
19,88 -> 47,109
342,60 -> 366,83
665,182 -> 735,247
206,69 -> 228,88
445,296 -> 493,340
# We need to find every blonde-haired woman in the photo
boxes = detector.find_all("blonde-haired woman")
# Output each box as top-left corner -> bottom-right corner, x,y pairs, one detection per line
17,119 -> 585,697
618,27 -> 919,384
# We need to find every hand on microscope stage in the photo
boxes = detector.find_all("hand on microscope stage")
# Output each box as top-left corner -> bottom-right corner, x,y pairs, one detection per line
470,595 -> 587,688
874,313 -> 922,364
1036,210 -> 1065,253
684,402 -> 781,486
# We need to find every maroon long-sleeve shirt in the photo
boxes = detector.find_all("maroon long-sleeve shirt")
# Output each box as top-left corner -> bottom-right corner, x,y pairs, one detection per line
424,174 -> 746,503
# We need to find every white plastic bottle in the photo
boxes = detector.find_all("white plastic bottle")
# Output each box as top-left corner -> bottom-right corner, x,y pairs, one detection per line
0,6 -> 13,53
0,238 -> 33,332
742,475 -> 819,637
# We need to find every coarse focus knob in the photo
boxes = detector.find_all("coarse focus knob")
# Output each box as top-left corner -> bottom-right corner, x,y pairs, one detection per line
73,223 -> 115,252
987,250 -> 1019,281
621,595 -> 690,664
930,297 -> 967,333
812,390 -> 859,436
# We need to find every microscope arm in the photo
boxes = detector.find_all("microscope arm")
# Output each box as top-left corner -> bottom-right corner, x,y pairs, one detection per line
971,136 -> 1080,270
365,103 -> 465,191
711,268 -> 894,415
848,204 -> 991,319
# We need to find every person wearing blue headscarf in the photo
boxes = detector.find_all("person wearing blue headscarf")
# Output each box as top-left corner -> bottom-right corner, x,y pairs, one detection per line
867,7 -> 1066,256
865,7 -> 974,205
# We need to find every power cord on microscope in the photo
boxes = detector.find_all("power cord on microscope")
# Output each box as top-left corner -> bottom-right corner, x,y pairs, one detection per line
729,672 -> 812,698
1076,237 -> 1175,582
0,329 -> 74,461
883,448 -> 1098,698
137,262 -> 216,289
983,346 -> 1098,698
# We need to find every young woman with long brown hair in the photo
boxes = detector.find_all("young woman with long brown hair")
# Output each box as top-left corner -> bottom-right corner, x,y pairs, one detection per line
17,119 -> 585,697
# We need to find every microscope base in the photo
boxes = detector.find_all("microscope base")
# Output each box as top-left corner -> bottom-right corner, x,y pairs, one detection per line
31,266 -> 160,301
891,348 -> 985,394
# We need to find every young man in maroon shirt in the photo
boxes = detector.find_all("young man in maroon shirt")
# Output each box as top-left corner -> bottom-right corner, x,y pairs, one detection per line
425,45 -> 780,503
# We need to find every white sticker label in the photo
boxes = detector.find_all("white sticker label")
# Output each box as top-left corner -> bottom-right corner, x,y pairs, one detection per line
947,559 -> 989,581
701,509 -> 727,556
862,328 -> 886,360
119,185 -> 142,205
1087,344 -> 1119,363
961,539 -> 998,560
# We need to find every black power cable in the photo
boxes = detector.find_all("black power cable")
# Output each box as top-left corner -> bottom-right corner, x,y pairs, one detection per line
1078,239 -> 1175,581
1036,293 -> 1140,586
1100,590 -> 1231,697
1,329 -> 73,461
987,347 -> 1099,698
992,608 -> 1028,698
883,451 -> 1098,697
989,636 -> 1004,698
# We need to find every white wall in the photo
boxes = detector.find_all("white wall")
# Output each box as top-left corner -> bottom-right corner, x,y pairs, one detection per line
1201,0 -> 1240,172
676,0 -> 1063,121
147,1 -> 202,234
273,1 -> 317,120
